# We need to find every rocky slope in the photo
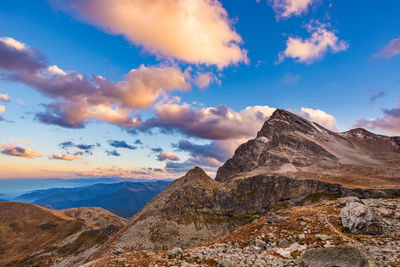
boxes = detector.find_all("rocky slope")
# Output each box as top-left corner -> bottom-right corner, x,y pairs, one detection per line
0,202 -> 127,267
216,109 -> 400,187
97,167 -> 400,255
84,197 -> 400,266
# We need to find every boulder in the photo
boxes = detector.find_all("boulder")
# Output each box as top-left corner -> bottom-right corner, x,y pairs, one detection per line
297,246 -> 373,267
340,202 -> 382,235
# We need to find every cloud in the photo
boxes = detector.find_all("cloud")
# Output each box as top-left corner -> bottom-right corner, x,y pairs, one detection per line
0,144 -> 42,158
151,147 -> 163,153
108,140 -> 136,150
74,166 -> 172,179
157,152 -> 180,161
0,37 -> 191,129
105,150 -> 121,157
352,101 -> 400,136
281,73 -> 300,84
0,94 -> 10,102
50,153 -> 81,161
59,141 -> 96,155
270,0 -> 314,19
50,0 -> 248,68
298,107 -> 338,131
369,90 -> 385,104
0,37 -> 47,73
0,105 -> 4,114
169,139 -> 242,171
193,72 -> 219,89
142,101 -> 276,140
278,22 -> 348,64
174,140 -> 230,162
372,38 -> 400,59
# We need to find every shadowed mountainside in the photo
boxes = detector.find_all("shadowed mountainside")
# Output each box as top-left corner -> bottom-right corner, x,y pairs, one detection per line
15,180 -> 171,219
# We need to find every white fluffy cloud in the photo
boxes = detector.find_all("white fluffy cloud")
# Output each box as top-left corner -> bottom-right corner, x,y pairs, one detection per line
51,0 -> 247,69
298,107 -> 338,131
271,0 -> 314,19
279,23 -> 348,64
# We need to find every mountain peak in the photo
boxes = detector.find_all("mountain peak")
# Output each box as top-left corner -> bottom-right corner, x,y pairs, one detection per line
181,167 -> 216,185
256,109 -> 318,138
216,109 -> 400,182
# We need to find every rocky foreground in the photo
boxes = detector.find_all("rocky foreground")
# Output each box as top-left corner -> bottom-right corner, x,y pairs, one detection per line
83,197 -> 400,266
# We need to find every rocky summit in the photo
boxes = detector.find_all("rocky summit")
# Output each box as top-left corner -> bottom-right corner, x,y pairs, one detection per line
216,109 -> 400,187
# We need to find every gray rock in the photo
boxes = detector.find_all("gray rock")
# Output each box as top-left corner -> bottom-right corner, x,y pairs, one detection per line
315,234 -> 331,241
338,197 -> 361,206
340,202 -> 382,235
216,258 -> 236,267
266,215 -> 287,224
166,247 -> 183,258
297,246 -> 374,267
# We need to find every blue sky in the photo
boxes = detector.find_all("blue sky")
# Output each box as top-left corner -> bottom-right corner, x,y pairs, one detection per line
0,0 -> 399,179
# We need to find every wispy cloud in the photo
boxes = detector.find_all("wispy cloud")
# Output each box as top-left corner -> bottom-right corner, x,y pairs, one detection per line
281,73 -> 300,84
353,96 -> 400,136
372,38 -> 400,60
50,153 -> 81,161
369,90 -> 386,104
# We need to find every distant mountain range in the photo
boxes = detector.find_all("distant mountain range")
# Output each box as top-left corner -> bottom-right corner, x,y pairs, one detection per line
15,180 -> 171,219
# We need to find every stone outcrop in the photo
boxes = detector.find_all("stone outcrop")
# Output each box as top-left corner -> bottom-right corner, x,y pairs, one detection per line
340,202 -> 382,235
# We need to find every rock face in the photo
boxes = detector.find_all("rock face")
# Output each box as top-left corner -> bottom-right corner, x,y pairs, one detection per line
216,109 -> 400,185
340,202 -> 382,235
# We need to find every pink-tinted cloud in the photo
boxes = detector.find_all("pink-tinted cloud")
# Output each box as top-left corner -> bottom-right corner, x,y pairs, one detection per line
0,94 -> 10,102
278,23 -> 348,64
0,37 -> 191,129
352,103 -> 400,136
51,0 -> 248,69
0,144 -> 42,158
0,105 -> 4,114
145,101 -> 276,140
0,37 -> 47,73
157,152 -> 180,161
50,153 -> 81,161
372,38 -> 400,59
270,0 -> 314,19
